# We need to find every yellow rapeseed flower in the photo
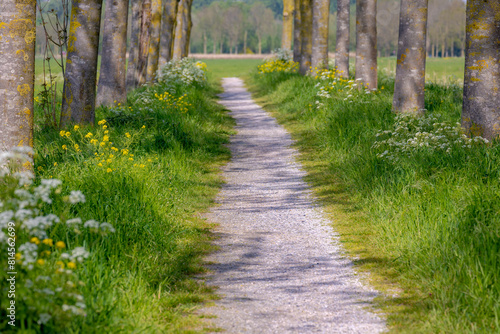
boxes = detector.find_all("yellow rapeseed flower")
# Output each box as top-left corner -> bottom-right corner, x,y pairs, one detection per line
41,250 -> 51,257
121,149 -> 129,155
56,261 -> 65,269
103,135 -> 109,142
65,132 -> 71,137
55,241 -> 66,249
104,130 -> 109,134
98,163 -> 103,167
139,164 -> 145,168
107,168 -> 112,173
98,119 -> 106,125
100,142 -> 106,147
42,238 -> 53,246
125,133 -> 131,138
36,259 -> 45,266
74,144 -> 79,150
30,237 -> 40,245
111,147 -> 118,152
59,130 -> 66,137
141,125 -> 146,129
91,139 -> 99,145
15,253 -> 22,260
67,262 -> 77,269
102,125 -> 108,130
54,162 -> 58,166
74,125 -> 80,131
85,132 -> 93,138
62,145 -> 67,150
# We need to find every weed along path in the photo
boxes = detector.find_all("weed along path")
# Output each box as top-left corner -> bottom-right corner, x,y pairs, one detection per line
199,77 -> 386,333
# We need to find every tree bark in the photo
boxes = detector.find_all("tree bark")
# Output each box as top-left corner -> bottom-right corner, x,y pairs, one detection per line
173,0 -> 193,59
282,0 -> 294,50
335,0 -> 350,78
461,0 -> 500,140
126,0 -> 143,91
0,0 -> 36,150
293,0 -> 302,62
137,0 -> 152,86
97,0 -> 129,106
311,0 -> 330,70
393,0 -> 428,114
203,32 -> 207,54
355,0 -> 377,90
244,30 -> 248,53
146,0 -> 162,82
299,0 -> 313,75
61,0 -> 103,126
258,35 -> 262,54
159,0 -> 178,66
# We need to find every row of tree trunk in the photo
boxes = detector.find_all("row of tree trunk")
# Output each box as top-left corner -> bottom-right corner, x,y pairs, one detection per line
281,0 -> 500,140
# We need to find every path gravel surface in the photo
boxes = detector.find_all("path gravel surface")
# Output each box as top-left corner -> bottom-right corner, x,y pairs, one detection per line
199,78 -> 386,333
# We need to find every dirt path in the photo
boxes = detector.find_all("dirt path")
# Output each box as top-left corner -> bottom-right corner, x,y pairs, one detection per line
199,78 -> 386,333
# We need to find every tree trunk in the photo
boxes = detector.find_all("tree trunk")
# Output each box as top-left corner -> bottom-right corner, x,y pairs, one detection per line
126,0 -> 143,91
335,0 -> 350,78
355,0 -> 377,90
159,0 -> 178,67
173,0 -> 193,59
61,0 -> 103,126
213,39 -> 217,54
97,0 -> 129,106
220,40 -> 223,54
392,0 -> 428,114
311,0 -> 330,70
293,0 -> 302,62
282,0 -> 294,50
0,0 -> 36,150
461,0 -> 500,140
137,0 -> 152,86
146,0 -> 162,82
299,0 -> 313,75
244,30 -> 248,53
258,35 -> 262,54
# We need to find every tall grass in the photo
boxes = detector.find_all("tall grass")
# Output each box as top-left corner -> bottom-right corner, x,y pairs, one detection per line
250,68 -> 500,333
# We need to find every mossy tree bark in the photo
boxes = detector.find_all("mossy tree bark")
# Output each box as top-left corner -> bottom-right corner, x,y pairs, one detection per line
335,0 -> 350,78
97,0 -> 129,106
299,0 -> 313,75
462,0 -> 500,140
137,0 -> 152,86
173,0 -> 193,59
61,0 -> 103,126
355,0 -> 377,90
0,0 -> 36,150
146,0 -> 162,82
392,0 -> 428,114
282,0 -> 294,50
126,0 -> 143,91
311,0 -> 330,70
293,0 -> 302,62
159,0 -> 178,67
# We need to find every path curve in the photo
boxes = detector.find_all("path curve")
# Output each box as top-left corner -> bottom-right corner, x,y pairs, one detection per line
199,78 -> 386,333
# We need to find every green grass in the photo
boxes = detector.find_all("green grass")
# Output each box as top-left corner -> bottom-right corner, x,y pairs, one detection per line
249,68 -> 500,333
1,71 -> 234,332
198,59 -> 263,82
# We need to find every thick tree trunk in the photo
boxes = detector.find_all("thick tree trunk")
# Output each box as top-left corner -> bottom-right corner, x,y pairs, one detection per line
137,0 -> 152,86
173,0 -> 193,59
282,0 -> 294,50
335,0 -> 350,78
146,0 -> 162,82
355,0 -> 377,90
0,0 -> 36,150
293,0 -> 302,63
97,0 -> 129,106
159,0 -> 178,66
126,0 -> 143,91
299,0 -> 313,75
311,0 -> 330,70
61,0 -> 102,126
461,0 -> 500,140
392,0 -> 428,114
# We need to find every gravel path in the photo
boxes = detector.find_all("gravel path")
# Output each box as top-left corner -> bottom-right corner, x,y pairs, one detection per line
199,78 -> 386,333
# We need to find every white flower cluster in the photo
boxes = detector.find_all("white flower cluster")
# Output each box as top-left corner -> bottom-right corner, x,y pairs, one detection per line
373,113 -> 490,162
157,57 -> 207,87
265,48 -> 294,63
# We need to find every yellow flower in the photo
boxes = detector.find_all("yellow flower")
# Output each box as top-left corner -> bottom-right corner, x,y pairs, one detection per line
98,119 -> 106,125
148,159 -> 152,162
102,125 -> 108,130
91,139 -> 99,145
15,253 -> 22,260
106,168 -> 112,173
56,261 -> 65,269
62,145 -> 67,150
36,259 -> 45,266
54,162 -> 58,166
59,130 -> 66,137
37,166 -> 43,171
106,159 -> 112,163
41,250 -> 51,257
103,135 -> 109,142
141,125 -> 146,129
100,142 -> 106,147
139,164 -> 145,168
65,132 -> 71,137
121,149 -> 129,155
125,133 -> 131,138
74,125 -> 80,131
74,144 -> 79,150
42,238 -> 53,247
85,132 -> 93,138
98,163 -> 103,167
55,241 -> 66,249
111,147 -> 118,152
128,158 -> 133,161
30,237 -> 40,245
104,130 -> 109,134
67,262 -> 77,269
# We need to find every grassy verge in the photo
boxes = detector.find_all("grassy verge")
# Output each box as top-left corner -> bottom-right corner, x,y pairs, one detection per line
248,67 -> 499,333
1,65 -> 234,332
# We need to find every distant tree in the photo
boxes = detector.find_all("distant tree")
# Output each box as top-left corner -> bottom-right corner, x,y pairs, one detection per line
61,0 -> 103,125
97,0 -> 129,106
282,0 -> 294,49
311,0 -> 330,70
392,0 -> 428,114
126,0 -> 143,91
137,0 -> 152,86
299,0 -> 313,74
224,6 -> 243,53
0,0 -> 36,150
461,0 -> 500,140
159,0 -> 179,64
293,0 -> 302,62
355,0 -> 377,89
335,0 -> 350,78
251,3 -> 275,55
147,0 -> 163,81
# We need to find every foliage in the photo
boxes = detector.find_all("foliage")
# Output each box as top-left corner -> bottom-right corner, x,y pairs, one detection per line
157,57 -> 208,88
258,49 -> 298,75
